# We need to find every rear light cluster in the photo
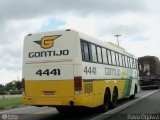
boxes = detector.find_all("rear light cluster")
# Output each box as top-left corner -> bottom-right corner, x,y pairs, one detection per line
74,76 -> 82,94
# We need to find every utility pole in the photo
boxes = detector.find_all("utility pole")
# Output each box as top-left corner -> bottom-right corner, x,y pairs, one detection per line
114,35 -> 121,46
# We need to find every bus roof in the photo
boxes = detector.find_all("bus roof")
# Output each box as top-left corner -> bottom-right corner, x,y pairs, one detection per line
77,30 -> 134,57
26,29 -> 134,58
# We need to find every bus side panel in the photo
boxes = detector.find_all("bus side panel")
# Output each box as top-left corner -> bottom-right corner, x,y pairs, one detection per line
81,62 -> 127,106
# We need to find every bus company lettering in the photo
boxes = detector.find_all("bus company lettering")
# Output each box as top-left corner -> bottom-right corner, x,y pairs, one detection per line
28,49 -> 69,58
105,67 -> 121,77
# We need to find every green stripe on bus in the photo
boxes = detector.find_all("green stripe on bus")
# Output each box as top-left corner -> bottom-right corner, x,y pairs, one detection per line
123,79 -> 132,97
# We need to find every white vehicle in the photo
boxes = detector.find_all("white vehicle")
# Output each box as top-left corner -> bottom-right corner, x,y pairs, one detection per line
22,29 -> 140,112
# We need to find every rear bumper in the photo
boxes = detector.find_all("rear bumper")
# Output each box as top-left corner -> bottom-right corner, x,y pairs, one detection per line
23,94 -> 100,108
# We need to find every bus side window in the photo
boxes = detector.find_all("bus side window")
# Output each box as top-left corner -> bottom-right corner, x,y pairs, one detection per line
91,44 -> 97,62
81,41 -> 85,60
102,48 -> 108,64
97,46 -> 102,63
128,57 -> 131,68
119,53 -> 123,67
125,56 -> 129,68
132,59 -> 134,68
115,52 -> 119,66
82,42 -> 90,61
111,51 -> 116,65
133,59 -> 136,69
130,58 -> 132,68
107,50 -> 112,65
122,55 -> 125,67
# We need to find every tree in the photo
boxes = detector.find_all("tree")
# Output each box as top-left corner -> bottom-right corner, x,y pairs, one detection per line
5,82 -> 15,92
0,84 -> 5,95
15,81 -> 22,92
0,84 -> 5,99
4,80 -> 22,94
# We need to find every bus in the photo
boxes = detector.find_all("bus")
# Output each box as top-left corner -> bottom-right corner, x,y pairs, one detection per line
138,56 -> 160,89
22,29 -> 140,112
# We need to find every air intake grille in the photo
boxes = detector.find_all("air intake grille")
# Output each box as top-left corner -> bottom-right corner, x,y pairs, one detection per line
84,82 -> 93,94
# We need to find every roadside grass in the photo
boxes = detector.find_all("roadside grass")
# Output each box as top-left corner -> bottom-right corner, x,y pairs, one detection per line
0,97 -> 23,108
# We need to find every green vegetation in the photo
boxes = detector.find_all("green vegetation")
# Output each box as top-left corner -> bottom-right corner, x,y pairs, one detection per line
0,84 -> 5,95
0,97 -> 23,108
0,80 -> 22,95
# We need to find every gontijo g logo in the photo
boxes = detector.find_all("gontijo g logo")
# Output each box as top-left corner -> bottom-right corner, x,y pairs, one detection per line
29,35 -> 69,58
34,35 -> 61,49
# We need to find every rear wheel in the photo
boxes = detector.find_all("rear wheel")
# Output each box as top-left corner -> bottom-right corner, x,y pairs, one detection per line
130,93 -> 135,99
99,90 -> 110,112
110,88 -> 118,108
56,107 -> 69,113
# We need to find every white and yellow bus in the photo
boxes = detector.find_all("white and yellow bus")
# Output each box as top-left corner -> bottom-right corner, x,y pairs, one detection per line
22,29 -> 140,112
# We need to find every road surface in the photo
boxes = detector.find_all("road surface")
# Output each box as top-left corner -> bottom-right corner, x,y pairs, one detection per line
0,89 -> 159,120
106,89 -> 160,120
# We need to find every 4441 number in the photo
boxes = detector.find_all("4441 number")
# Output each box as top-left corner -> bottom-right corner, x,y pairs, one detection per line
36,69 -> 60,76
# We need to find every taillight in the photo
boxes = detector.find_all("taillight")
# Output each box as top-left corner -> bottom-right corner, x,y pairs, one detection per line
22,78 -> 25,91
74,76 -> 82,94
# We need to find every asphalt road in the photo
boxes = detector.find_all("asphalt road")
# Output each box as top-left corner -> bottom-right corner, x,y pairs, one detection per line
106,89 -> 160,120
0,89 -> 159,120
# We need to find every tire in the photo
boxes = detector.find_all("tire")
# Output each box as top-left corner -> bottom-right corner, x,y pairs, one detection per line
56,106 -> 76,113
110,88 -> 118,108
56,107 -> 68,113
99,90 -> 110,112
130,93 -> 135,99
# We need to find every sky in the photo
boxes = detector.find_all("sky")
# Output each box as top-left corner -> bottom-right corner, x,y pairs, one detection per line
0,0 -> 160,85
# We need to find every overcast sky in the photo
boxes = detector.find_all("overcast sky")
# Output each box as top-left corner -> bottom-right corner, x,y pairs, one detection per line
0,0 -> 160,84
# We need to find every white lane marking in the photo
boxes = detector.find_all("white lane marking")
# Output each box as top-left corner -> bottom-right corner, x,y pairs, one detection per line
92,89 -> 160,120
0,106 -> 34,114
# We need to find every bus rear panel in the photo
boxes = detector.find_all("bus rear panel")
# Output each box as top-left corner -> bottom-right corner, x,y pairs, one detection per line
138,56 -> 160,89
23,30 -> 86,107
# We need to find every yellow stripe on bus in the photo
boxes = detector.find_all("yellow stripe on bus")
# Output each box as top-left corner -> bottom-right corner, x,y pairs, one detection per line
24,79 -> 126,108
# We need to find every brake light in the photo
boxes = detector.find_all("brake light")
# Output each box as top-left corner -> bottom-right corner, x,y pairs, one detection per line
74,76 -> 82,94
22,78 -> 25,91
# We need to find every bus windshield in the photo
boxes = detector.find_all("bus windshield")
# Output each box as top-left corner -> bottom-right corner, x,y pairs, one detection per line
143,63 -> 150,76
